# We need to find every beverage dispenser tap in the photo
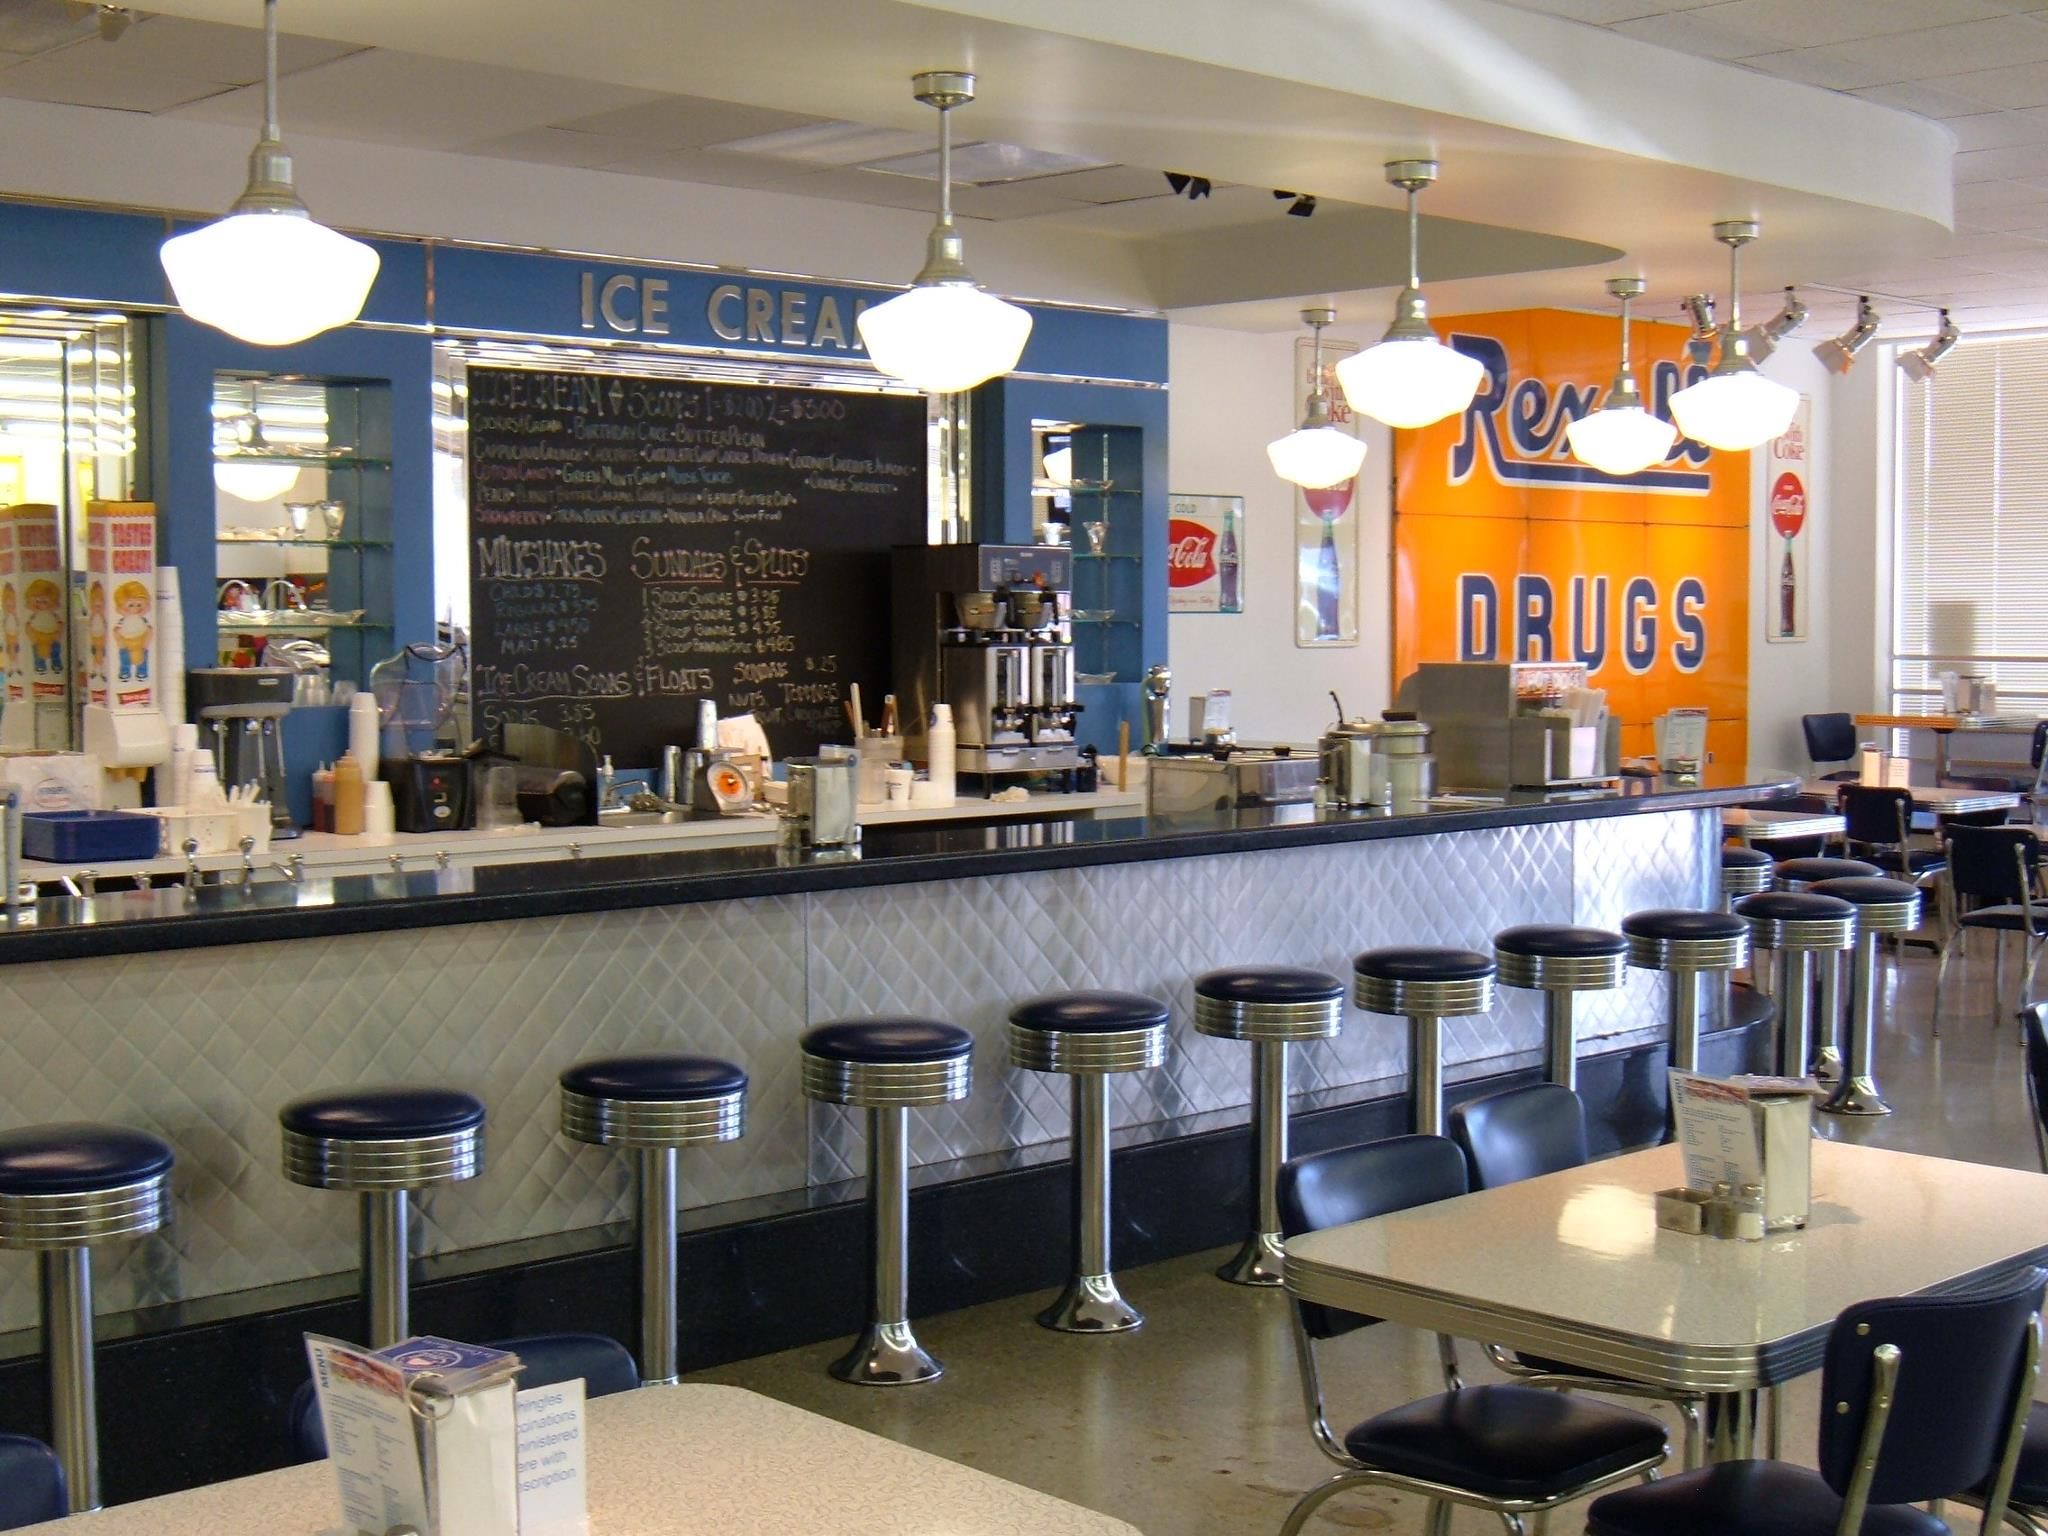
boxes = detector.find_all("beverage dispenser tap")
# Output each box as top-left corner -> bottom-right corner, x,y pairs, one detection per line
1141,665 -> 1172,753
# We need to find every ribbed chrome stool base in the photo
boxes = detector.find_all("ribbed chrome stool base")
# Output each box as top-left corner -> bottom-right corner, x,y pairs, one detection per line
828,1320 -> 944,1386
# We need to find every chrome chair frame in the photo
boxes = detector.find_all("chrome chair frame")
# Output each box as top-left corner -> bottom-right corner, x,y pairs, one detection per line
1283,1310 -> 1662,1536
1478,1345 -> 1708,1471
1932,838 -> 2047,1034
1904,1315 -> 2040,1536
2026,1005 -> 2048,1176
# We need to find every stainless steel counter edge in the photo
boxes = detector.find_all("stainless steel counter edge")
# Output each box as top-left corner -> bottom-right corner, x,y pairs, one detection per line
0,770 -> 1798,965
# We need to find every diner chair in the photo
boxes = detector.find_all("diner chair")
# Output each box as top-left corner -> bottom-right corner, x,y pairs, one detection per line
1492,926 -> 1625,1092
279,1086 -> 485,1349
1837,785 -> 1946,883
799,1018 -> 972,1384
1720,846 -> 1774,910
1275,1135 -> 1668,1536
1586,1266 -> 2046,1536
1932,826 -> 2048,1033
1008,991 -> 1169,1331
1192,965 -> 1344,1287
1352,947 -> 1495,1137
1450,1082 -> 1713,1468
2025,1005 -> 2048,1175
1735,891 -> 1858,1080
1622,909 -> 1749,1077
2027,720 -> 2048,825
1811,878 -> 1920,1118
1803,712 -> 1860,781
0,1121 -> 173,1513
558,1053 -> 747,1384
291,1332 -> 639,1461
0,1435 -> 64,1530
1958,1395 -> 2048,1535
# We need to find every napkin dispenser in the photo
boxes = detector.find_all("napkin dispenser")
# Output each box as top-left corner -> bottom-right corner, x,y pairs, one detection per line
1669,1071 -> 1816,1237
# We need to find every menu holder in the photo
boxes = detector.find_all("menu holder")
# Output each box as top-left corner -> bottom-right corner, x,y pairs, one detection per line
1667,1071 -> 1820,1236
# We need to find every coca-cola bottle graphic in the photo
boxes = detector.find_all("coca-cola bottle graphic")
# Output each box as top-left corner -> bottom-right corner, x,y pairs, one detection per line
1304,483 -> 1351,641
1217,504 -> 1241,612
1780,542 -> 1797,637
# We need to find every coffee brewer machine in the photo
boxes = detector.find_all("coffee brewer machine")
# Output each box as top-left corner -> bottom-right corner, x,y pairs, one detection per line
188,666 -> 299,840
892,544 -> 1083,777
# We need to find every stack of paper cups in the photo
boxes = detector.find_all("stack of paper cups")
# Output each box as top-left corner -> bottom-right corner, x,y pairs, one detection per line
155,566 -> 185,729
362,779 -> 395,845
348,691 -> 381,781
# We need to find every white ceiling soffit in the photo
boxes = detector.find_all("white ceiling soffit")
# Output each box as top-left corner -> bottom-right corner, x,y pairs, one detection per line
114,0 -> 1954,325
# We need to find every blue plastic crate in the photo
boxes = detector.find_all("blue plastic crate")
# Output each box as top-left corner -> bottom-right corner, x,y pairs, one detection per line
20,809 -> 161,863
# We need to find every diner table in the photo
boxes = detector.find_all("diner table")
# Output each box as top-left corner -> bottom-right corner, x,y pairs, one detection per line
1722,806 -> 1845,844
1855,713 -> 2042,787
35,1383 -> 1141,1535
1284,1140 -> 2048,1462
1798,780 -> 2022,817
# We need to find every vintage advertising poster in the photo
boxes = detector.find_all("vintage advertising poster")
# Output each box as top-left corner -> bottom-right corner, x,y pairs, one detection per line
1764,398 -> 1810,643
1392,309 -> 1750,762
1167,493 -> 1244,614
1293,335 -> 1364,647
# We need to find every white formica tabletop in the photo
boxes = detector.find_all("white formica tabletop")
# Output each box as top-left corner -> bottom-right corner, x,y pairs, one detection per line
41,1384 -> 1141,1536
1722,807 -> 1844,843
1285,1141 -> 2048,1396
1797,780 -> 2022,815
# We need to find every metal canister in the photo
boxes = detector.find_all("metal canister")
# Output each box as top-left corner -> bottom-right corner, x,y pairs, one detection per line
783,756 -> 860,848
1372,713 -> 1437,805
1318,720 -> 1380,806
1141,665 -> 1172,751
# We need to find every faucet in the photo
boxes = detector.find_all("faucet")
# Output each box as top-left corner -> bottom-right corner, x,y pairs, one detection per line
238,835 -> 258,887
596,755 -> 620,812
1,786 -> 23,917
181,838 -> 203,893
272,854 -> 305,884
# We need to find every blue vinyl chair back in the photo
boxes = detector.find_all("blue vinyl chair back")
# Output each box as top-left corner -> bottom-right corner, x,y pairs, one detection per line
1946,825 -> 2041,907
1803,713 -> 1858,768
292,1332 -> 639,1461
1816,1268 -> 2045,1507
1449,1083 -> 1588,1190
0,1435 -> 64,1530
1278,1134 -> 1469,1341
2024,1005 -> 2048,1173
1836,785 -> 1915,854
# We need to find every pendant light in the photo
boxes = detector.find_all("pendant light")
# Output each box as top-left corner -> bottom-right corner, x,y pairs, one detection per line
159,0 -> 379,346
1667,220 -> 1798,453
1267,307 -> 1368,488
1565,278 -> 1678,477
855,71 -> 1032,395
1334,160 -> 1486,430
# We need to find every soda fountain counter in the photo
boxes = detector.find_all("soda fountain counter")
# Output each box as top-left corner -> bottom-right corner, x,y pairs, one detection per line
0,764 -> 1791,1491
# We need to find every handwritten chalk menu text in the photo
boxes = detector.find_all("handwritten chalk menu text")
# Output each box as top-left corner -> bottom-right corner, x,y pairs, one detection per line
466,367 -> 926,766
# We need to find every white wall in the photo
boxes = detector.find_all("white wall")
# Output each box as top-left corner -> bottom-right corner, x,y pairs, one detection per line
1164,322 -> 1392,745
1828,360 -> 1888,725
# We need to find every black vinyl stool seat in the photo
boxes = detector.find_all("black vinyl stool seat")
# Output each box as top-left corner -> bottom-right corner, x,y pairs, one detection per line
1276,1135 -> 1667,1536
1194,966 -> 1344,1287
1774,856 -> 1880,890
1495,926 -> 1626,1091
279,1086 -> 484,1350
799,1019 -> 971,1386
0,1435 -> 64,1530
1588,1266 -> 2046,1536
1736,892 -> 1858,1081
1623,909 -> 1750,1078
1810,877 -> 1921,1117
1010,992 -> 1168,1331
559,1054 -> 747,1385
0,1123 -> 172,1514
1354,948 -> 1495,1138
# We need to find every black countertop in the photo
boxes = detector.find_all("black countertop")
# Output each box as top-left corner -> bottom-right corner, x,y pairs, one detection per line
0,765 -> 1796,965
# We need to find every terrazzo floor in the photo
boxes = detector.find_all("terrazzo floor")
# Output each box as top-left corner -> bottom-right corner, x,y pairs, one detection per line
690,939 -> 2042,1534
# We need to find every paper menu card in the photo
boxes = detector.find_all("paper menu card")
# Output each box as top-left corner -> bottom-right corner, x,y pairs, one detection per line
1670,1071 -> 1763,1193
305,1335 -> 431,1536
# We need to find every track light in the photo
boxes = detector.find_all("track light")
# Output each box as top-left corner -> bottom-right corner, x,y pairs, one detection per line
1813,296 -> 1880,375
96,5 -> 131,41
1667,220 -> 1798,452
1164,172 -> 1212,201
1899,309 -> 1960,382
1273,190 -> 1317,217
1681,296 -> 1717,367
1566,277 -> 1677,476
1745,287 -> 1807,362
1267,307 -> 1367,488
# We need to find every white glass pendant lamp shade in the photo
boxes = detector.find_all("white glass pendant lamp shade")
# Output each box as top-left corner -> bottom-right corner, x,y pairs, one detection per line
159,0 -> 378,346
1268,306 -> 1368,489
856,70 -> 1031,394
1335,160 -> 1485,430
1565,276 -> 1677,476
1668,220 -> 1797,453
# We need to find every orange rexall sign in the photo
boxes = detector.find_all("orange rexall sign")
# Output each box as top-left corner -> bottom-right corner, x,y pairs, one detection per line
1393,308 -> 1749,762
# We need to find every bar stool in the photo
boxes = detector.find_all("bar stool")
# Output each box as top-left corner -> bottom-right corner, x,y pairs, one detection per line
1734,892 -> 1859,1080
1810,877 -> 1921,1117
1493,926 -> 1626,1092
1770,858 -> 1877,1078
1009,992 -> 1169,1331
559,1054 -> 746,1385
800,1019 -> 971,1385
1622,910 -> 1750,1075
1352,947 -> 1496,1136
0,1122 -> 172,1512
1193,966 -> 1344,1287
280,1086 -> 485,1348
1720,846 -> 1774,909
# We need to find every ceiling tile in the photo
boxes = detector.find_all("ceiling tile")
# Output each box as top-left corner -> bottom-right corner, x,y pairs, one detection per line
0,43 -> 229,113
596,145 -> 835,195
1682,0 -> 2013,51
1944,110 -> 2046,148
1024,164 -> 1181,204
1956,140 -> 2048,178
1610,9 -> 1782,57
1825,15 -> 2048,77
119,16 -> 362,87
1924,58 -> 2048,108
943,180 -> 1096,220
550,95 -> 825,150
1734,47 -> 1905,91
458,127 -> 647,170
1490,0 -> 1704,21
1850,79 -> 2009,117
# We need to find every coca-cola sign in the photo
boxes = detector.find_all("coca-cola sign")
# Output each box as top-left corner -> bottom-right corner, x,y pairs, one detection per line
1770,470 -> 1806,539
1166,518 -> 1216,588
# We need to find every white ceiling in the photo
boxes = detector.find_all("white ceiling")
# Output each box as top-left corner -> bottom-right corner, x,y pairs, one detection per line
1500,0 -> 2048,335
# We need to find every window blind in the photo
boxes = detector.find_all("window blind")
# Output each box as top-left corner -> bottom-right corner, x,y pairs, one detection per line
1893,334 -> 2048,717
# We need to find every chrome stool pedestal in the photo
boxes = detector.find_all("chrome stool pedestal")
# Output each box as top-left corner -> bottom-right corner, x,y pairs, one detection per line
0,1124 -> 171,1513
1353,948 -> 1497,1137
280,1086 -> 485,1348
1622,910 -> 1751,1078
1494,926 -> 1626,1092
1193,967 -> 1343,1287
800,1019 -> 972,1384
1810,877 -> 1922,1116
1010,992 -> 1170,1331
1735,892 -> 1860,1081
559,1055 -> 747,1385
1774,858 -> 1879,1080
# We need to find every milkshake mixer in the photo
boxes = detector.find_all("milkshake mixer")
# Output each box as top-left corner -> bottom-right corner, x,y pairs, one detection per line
188,667 -> 299,839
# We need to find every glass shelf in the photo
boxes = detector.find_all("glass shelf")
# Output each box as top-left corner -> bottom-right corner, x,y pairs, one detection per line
1071,615 -> 1139,625
214,451 -> 391,470
1032,477 -> 1114,494
216,532 -> 390,549
218,611 -> 384,632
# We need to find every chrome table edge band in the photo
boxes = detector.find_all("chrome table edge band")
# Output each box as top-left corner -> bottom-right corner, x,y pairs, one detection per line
560,1091 -> 746,1148
1007,1025 -> 1168,1075
281,1127 -> 484,1190
0,1176 -> 170,1248
1191,995 -> 1343,1040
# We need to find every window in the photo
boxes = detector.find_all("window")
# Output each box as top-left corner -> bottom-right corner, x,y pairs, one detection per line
1893,333 -> 2048,716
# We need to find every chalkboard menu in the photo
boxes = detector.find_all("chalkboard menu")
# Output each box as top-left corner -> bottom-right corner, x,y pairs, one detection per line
466,367 -> 927,767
